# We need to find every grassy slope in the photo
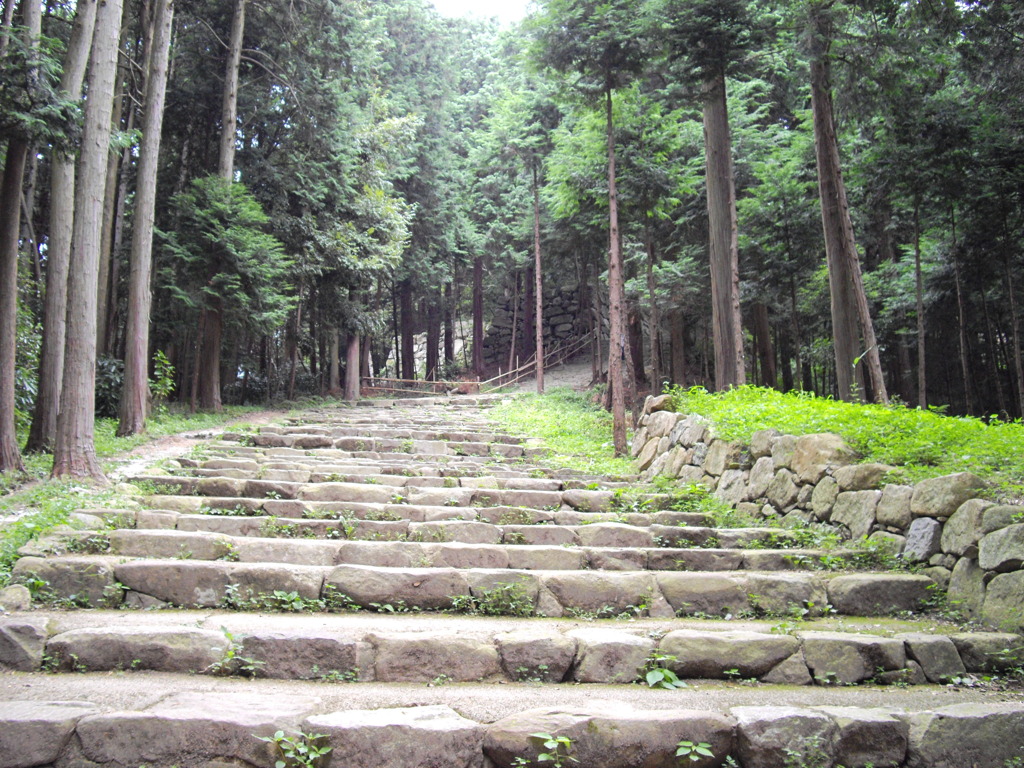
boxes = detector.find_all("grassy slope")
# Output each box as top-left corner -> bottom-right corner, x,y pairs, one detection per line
489,388 -> 635,477
669,385 -> 1024,499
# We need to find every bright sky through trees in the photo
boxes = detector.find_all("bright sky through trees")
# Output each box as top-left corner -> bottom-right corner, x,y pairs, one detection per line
431,0 -> 531,26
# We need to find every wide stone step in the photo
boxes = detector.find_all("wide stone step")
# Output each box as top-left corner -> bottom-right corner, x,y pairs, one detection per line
221,430 -> 531,458
258,425 -> 524,445
169,468 -> 571,493
10,556 -> 939,618
39,527 -> 870,575
129,479 -> 667,516
1,686 -> 1022,768
5,610 -> 1016,687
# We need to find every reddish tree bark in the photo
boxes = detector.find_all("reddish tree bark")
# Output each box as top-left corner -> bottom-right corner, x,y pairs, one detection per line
53,0 -> 125,481
809,3 -> 887,404
533,165 -> 545,394
703,71 -> 745,391
605,84 -> 628,454
119,0 -> 175,436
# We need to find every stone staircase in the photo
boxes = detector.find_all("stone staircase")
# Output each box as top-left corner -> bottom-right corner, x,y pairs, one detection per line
2,395 -> 1023,768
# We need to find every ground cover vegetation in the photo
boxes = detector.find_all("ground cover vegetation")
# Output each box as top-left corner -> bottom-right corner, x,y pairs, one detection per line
2,0 -> 1024,486
670,385 -> 1024,496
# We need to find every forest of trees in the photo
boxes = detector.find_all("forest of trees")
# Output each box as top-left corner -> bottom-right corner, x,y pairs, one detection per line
1,0 -> 1022,473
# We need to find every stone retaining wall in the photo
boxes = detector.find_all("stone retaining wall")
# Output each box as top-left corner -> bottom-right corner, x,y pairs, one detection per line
482,285 -> 587,370
632,395 -> 1024,633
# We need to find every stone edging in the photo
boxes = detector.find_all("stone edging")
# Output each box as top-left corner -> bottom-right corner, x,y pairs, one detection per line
632,395 -> 1024,633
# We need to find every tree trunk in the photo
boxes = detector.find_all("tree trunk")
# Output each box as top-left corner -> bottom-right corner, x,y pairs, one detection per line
521,265 -> 535,362
101,89 -> 136,357
344,332 -> 360,401
645,225 -> 661,388
328,328 -> 340,394
752,302 -> 776,388
592,256 -> 604,382
400,279 -> 415,379
703,70 -> 745,391
605,84 -> 627,455
1006,259 -> 1024,419
808,3 -> 887,404
194,0 -> 244,411
425,298 -> 440,381
53,0 -> 125,481
669,306 -> 686,387
628,300 -> 645,389
118,0 -> 174,437
533,166 -> 545,394
913,200 -> 926,408
0,141 -> 28,473
472,256 -> 484,377
1,0 -> 43,471
951,223 -> 972,414
96,52 -> 127,355
219,0 -> 245,180
443,282 -> 455,366
197,298 -> 223,411
507,273 -> 519,373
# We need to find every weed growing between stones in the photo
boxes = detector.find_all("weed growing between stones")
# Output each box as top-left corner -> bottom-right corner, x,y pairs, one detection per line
220,584 -> 361,613
257,730 -> 331,768
313,666 -> 360,683
448,581 -> 534,617
206,628 -> 264,678
499,509 -> 534,526
198,504 -> 252,517
518,733 -> 578,768
642,651 -> 688,689
780,735 -> 841,768
514,664 -> 550,683
61,533 -> 112,555
675,740 -> 715,763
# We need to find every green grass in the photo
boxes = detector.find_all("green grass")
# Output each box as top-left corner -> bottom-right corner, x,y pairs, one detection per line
490,388 -> 635,477
4,405 -> 264,494
668,385 -> 1024,498
0,404 -> 270,587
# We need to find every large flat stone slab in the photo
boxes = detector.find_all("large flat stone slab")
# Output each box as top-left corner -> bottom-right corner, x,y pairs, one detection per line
306,705 -> 485,768
75,692 -> 320,768
0,700 -> 98,768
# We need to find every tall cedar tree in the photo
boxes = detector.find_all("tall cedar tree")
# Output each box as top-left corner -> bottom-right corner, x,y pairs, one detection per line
530,0 -> 649,455
118,0 -> 175,435
53,0 -> 126,480
0,0 -> 41,472
805,0 -> 887,403
24,0 -> 97,453
653,0 -> 759,390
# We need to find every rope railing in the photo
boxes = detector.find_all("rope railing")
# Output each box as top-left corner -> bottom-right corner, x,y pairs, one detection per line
359,329 -> 597,397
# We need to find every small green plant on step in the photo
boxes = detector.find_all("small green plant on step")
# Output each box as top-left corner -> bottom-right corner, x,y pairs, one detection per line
530,732 -> 578,768
205,628 -> 264,679
643,651 -> 688,690
448,581 -> 534,617
781,734 -> 834,768
676,740 -> 715,764
257,730 -> 332,768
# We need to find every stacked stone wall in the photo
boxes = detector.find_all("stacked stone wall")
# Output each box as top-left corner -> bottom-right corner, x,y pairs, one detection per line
482,285 -> 587,370
633,395 -> 1024,633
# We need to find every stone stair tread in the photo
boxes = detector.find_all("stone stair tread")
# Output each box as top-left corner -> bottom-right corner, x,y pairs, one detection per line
5,607 -> 1016,687
2,676 -> 1020,768
12,555 -> 941,619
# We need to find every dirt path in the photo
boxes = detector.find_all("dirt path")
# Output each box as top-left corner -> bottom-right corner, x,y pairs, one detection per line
513,356 -> 595,393
106,409 -> 284,482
